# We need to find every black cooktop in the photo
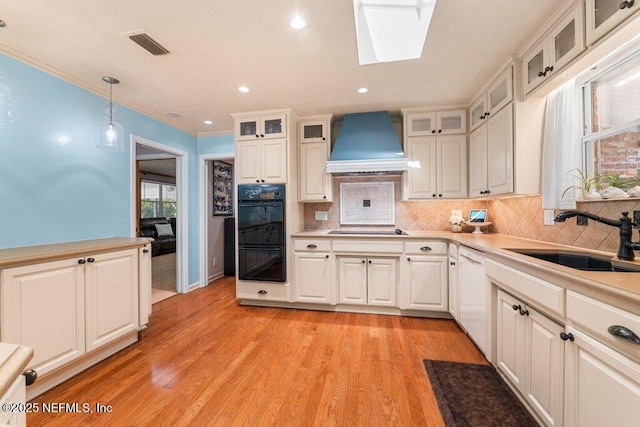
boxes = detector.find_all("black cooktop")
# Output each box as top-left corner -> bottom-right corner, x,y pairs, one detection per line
328,229 -> 408,236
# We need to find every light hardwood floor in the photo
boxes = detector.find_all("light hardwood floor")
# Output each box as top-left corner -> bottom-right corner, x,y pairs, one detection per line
28,277 -> 487,426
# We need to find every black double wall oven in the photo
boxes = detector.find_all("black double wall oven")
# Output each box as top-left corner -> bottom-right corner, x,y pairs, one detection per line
237,184 -> 286,282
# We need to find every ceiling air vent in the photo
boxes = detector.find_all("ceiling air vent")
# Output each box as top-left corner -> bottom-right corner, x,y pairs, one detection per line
129,33 -> 170,56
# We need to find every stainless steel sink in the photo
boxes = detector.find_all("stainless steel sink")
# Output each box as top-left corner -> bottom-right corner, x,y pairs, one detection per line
507,249 -> 640,272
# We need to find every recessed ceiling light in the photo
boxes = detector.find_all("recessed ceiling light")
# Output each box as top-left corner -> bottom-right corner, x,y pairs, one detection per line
238,86 -> 250,93
0,20 -> 6,28
290,16 -> 306,30
357,87 -> 369,93
204,120 -> 213,125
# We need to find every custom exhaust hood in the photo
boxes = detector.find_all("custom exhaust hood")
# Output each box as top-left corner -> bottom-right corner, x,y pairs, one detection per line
326,111 -> 408,174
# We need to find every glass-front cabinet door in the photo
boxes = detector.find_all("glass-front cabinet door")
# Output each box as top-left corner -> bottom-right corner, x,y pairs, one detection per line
436,110 -> 466,135
406,112 -> 436,136
235,116 -> 260,140
260,113 -> 287,139
469,95 -> 488,131
523,47 -> 546,94
586,0 -> 637,45
487,67 -> 513,116
299,120 -> 329,142
551,4 -> 584,71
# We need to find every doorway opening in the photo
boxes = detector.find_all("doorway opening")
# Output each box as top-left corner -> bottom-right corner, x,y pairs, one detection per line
199,153 -> 235,287
132,136 -> 188,303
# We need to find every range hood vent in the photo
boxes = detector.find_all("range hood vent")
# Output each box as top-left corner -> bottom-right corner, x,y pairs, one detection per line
327,111 -> 408,174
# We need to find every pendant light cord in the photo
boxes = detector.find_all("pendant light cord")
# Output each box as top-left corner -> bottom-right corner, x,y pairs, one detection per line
109,82 -> 114,123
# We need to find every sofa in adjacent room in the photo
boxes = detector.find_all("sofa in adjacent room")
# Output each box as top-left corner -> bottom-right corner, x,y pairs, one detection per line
138,217 -> 176,256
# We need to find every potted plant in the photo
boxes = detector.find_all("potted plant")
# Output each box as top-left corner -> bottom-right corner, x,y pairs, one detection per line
562,168 -> 601,200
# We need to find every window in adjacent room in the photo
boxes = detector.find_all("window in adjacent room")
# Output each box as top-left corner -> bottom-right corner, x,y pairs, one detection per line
140,181 -> 177,218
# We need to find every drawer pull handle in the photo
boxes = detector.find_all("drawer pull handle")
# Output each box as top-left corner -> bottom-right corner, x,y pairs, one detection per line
22,369 -> 37,386
512,304 -> 521,311
559,332 -> 574,342
306,244 -> 317,249
608,325 -> 640,344
420,246 -> 432,252
258,290 -> 268,295
143,249 -> 149,254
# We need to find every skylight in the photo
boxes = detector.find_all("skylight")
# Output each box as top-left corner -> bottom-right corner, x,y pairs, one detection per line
353,0 -> 437,65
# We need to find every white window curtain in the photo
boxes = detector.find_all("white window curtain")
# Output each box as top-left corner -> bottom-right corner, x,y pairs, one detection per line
541,79 -> 580,209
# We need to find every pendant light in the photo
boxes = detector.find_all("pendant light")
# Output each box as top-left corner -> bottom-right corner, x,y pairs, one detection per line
97,76 -> 124,150
0,74 -> 13,125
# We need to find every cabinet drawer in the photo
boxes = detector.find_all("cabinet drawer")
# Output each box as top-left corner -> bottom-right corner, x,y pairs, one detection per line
293,239 -> 331,252
332,240 -> 403,254
567,291 -> 640,360
236,280 -> 290,302
486,259 -> 564,317
405,241 -> 448,255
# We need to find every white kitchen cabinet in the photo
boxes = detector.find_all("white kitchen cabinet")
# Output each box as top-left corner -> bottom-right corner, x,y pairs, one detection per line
586,0 -> 639,45
298,115 -> 333,202
448,244 -> 459,319
470,66 -> 513,131
294,251 -> 333,304
404,134 -> 467,199
235,113 -> 287,141
469,104 -> 513,197
523,3 -> 585,94
85,249 -> 139,352
1,257 -> 85,377
236,138 -> 287,184
405,109 -> 466,136
497,290 -> 564,427
406,255 -> 448,311
338,257 -> 397,307
0,239 -> 149,399
563,327 -> 640,426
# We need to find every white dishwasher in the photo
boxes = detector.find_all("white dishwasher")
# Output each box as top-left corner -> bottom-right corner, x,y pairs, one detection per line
457,246 -> 488,355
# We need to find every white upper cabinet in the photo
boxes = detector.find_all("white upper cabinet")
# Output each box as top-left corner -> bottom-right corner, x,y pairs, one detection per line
523,3 -> 585,94
299,119 -> 330,143
406,109 -> 466,136
470,67 -> 512,131
235,113 -> 287,141
586,0 -> 639,45
298,115 -> 333,202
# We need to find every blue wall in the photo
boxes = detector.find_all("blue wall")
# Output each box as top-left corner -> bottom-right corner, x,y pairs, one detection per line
0,53 -> 203,285
197,133 -> 234,155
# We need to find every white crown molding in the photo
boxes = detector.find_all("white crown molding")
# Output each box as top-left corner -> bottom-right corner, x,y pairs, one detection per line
197,129 -> 234,137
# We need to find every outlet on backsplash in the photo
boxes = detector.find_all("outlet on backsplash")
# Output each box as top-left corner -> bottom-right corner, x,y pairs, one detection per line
315,211 -> 328,221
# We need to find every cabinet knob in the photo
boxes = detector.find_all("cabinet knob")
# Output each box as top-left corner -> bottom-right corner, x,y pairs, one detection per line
407,257 -> 411,261
438,194 -> 442,198
437,129 -> 442,133
87,257 -> 95,263
450,261 -> 455,266
258,290 -> 268,295
325,255 -> 329,258
520,308 -> 529,316
306,244 -> 317,249
143,249 -> 149,253
512,304 -> 521,311
431,130 -> 436,134
362,260 -> 366,263
323,196 -> 327,199
620,0 -> 635,9
256,180 -> 260,183
78,259 -> 86,264
322,137 -> 326,140
261,179 -> 265,183
368,260 -> 372,264
432,194 -> 436,198
22,369 -> 37,386
255,134 -> 260,138
538,71 -> 545,77
260,134 -> 265,138
559,332 -> 574,342
480,114 -> 485,120
485,112 -> 490,117
420,246 -> 432,252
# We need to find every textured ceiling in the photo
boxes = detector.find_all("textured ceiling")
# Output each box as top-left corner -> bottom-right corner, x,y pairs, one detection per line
0,0 -> 566,135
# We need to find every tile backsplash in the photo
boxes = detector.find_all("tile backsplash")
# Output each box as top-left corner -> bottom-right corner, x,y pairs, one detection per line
303,176 -> 640,255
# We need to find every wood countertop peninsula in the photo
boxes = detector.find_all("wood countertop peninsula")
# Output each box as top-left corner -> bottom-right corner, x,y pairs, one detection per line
0,237 -> 152,269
